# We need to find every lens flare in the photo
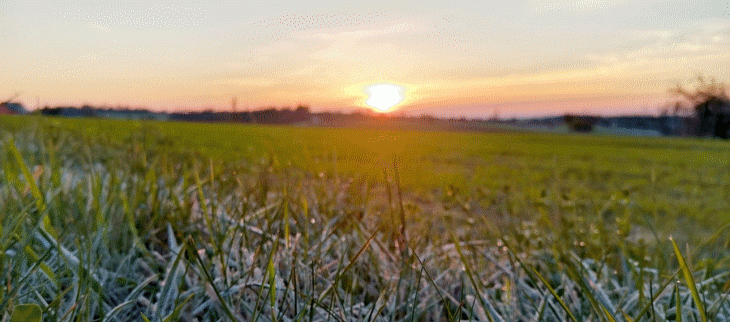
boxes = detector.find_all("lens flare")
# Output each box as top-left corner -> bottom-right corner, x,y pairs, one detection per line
365,84 -> 405,112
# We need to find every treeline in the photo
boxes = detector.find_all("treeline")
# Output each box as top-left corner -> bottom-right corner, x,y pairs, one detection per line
560,114 -> 687,136
35,103 -> 520,134
171,105 -> 311,124
32,77 -> 730,139
40,104 -> 313,124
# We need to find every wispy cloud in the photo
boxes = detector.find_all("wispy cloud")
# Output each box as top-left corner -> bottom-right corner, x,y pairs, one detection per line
297,23 -> 419,41
216,77 -> 279,88
58,3 -> 207,30
587,20 -> 730,66
398,19 -> 730,112
530,0 -> 628,12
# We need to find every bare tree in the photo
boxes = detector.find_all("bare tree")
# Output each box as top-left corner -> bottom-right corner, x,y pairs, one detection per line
1,91 -> 23,105
671,76 -> 730,138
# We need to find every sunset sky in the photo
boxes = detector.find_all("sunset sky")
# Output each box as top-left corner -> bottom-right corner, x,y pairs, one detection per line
1,0 -> 728,117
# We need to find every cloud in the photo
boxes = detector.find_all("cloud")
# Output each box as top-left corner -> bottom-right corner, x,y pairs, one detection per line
58,4 -> 207,30
530,0 -> 628,12
587,20 -> 730,66
217,78 -> 279,88
405,19 -> 730,110
298,23 -> 418,41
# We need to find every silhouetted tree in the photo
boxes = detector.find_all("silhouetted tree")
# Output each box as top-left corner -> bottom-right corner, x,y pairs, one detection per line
295,104 -> 310,114
671,76 -> 730,138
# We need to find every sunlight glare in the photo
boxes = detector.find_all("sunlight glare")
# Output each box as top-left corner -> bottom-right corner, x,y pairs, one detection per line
365,84 -> 405,112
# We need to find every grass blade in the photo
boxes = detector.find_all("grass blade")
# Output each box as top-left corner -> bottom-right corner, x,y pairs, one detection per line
671,237 -> 707,322
562,256 -> 606,321
528,264 -> 578,322
600,305 -> 617,322
187,238 -> 238,321
675,282 -> 682,322
317,224 -> 378,303
631,269 -> 678,322
6,136 -> 44,211
450,233 -> 495,322
155,235 -> 187,319
101,300 -> 135,322
10,304 -> 42,322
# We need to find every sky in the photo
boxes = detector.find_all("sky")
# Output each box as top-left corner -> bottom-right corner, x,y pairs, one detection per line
1,0 -> 729,118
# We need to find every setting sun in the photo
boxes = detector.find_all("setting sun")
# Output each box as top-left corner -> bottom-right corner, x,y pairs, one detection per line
365,84 -> 405,112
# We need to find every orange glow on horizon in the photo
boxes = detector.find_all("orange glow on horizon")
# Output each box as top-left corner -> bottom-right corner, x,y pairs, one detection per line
365,84 -> 405,112
344,82 -> 415,113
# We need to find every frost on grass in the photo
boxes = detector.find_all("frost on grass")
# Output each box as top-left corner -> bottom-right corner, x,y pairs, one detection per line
1,124 -> 729,321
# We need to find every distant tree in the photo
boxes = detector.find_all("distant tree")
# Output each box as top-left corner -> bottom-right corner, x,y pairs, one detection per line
563,114 -> 597,133
489,109 -> 500,122
295,104 -> 310,114
671,76 -> 730,138
419,114 -> 436,121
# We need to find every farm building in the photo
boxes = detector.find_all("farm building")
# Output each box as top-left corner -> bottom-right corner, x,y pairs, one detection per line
0,102 -> 28,115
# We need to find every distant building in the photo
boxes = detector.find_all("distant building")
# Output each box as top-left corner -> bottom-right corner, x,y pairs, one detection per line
0,102 -> 28,115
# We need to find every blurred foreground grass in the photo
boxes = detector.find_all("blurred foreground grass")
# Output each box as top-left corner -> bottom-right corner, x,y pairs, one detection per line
1,115 -> 729,321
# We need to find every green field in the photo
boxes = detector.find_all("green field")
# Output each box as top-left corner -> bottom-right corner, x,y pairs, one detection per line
2,115 -> 729,321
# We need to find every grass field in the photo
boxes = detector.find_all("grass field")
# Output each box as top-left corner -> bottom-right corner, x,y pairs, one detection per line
1,115 -> 729,321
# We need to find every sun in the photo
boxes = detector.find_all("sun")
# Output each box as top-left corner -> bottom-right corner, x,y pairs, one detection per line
364,84 -> 405,112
